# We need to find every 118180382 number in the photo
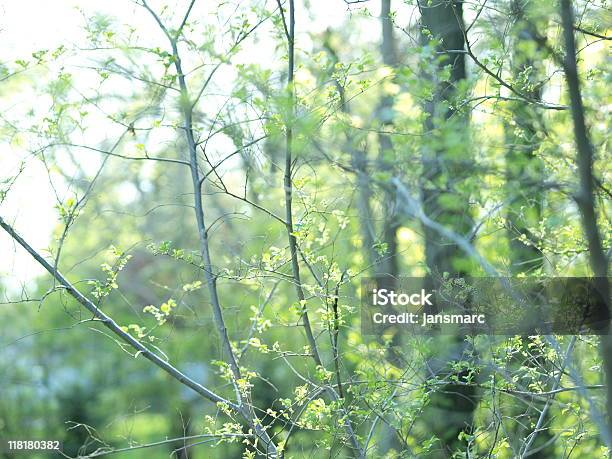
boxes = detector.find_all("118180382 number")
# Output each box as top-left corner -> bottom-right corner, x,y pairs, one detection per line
3,440 -> 62,452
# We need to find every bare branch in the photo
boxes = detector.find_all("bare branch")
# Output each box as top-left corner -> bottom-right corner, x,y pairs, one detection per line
41,142 -> 190,167
176,0 -> 197,39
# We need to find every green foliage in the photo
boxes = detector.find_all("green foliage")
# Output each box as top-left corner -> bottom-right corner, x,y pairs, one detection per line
0,0 -> 610,457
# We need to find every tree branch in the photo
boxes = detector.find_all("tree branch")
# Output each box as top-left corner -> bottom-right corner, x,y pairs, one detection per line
0,216 -> 235,409
139,3 -> 278,454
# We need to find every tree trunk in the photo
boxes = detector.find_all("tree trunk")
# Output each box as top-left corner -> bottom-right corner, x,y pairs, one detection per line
417,1 -> 479,455
376,0 -> 400,280
560,0 -> 611,445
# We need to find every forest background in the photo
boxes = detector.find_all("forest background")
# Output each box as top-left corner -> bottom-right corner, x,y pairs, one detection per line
0,0 -> 610,457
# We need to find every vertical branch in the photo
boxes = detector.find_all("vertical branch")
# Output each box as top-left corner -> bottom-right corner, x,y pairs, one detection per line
281,0 -> 323,367
560,0 -> 611,445
172,35 -> 242,388
520,337 -> 577,457
330,274 -> 345,399
279,4 -> 364,457
140,2 -> 278,455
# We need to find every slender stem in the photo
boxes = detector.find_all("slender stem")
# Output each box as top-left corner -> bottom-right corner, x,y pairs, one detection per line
280,4 -> 364,456
170,36 -> 242,388
520,337 -> 576,457
282,0 -> 323,367
87,433 -> 252,458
